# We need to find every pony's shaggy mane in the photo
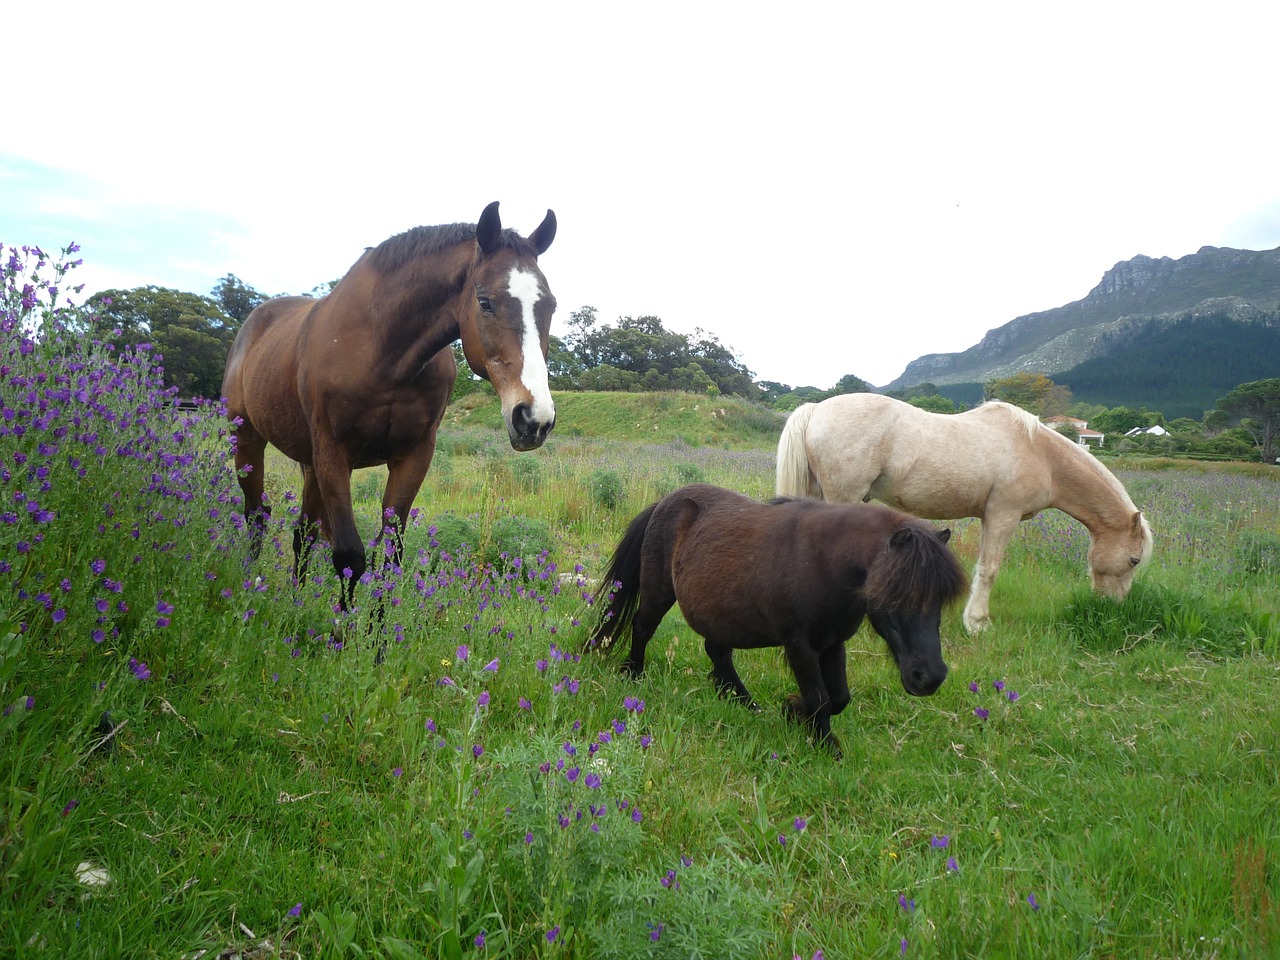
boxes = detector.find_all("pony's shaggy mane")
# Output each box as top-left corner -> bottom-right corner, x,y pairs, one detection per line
365,223 -> 537,274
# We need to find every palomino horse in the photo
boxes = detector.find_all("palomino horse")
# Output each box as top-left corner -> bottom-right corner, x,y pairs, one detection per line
776,394 -> 1153,632
222,201 -> 557,606
587,484 -> 967,755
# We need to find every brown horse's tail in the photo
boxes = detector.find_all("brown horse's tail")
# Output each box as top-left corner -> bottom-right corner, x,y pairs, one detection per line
586,503 -> 657,653
775,403 -> 821,499
863,521 -> 969,615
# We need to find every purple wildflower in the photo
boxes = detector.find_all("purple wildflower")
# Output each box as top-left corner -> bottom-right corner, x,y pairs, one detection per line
974,706 -> 989,720
1027,892 -> 1040,910
930,835 -> 949,849
288,903 -> 303,918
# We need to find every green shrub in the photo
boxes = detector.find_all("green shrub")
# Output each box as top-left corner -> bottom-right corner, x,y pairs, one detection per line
590,468 -> 625,511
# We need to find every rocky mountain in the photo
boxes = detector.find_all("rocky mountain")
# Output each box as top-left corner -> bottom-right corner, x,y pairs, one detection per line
885,244 -> 1280,392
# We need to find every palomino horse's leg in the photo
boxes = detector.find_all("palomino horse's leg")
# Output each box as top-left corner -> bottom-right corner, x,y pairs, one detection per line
704,641 -> 757,708
232,424 -> 269,558
964,511 -> 1021,632
782,642 -> 841,756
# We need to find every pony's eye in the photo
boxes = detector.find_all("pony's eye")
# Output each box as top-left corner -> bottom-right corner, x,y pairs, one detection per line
477,296 -> 494,314
1129,557 -> 1140,567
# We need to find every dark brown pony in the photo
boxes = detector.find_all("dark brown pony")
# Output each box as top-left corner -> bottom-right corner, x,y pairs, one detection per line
588,484 -> 968,755
222,202 -> 557,605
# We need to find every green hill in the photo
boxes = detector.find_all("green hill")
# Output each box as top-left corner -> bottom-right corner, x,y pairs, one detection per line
443,390 -> 787,449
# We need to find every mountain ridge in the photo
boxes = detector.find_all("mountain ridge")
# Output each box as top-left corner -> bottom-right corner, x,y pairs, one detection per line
885,244 -> 1280,392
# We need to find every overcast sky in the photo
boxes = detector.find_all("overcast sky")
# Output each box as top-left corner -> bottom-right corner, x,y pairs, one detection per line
5,1 -> 1280,388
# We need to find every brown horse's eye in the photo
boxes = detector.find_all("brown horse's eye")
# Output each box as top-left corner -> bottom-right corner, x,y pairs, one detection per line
1129,556 -> 1140,567
477,296 -> 494,314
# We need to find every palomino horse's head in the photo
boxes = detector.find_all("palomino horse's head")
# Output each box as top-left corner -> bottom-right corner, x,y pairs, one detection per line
1088,510 -> 1153,600
460,201 -> 558,451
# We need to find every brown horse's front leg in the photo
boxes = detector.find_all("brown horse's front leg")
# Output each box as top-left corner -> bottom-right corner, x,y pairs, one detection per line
232,426 -> 269,559
310,452 -> 365,612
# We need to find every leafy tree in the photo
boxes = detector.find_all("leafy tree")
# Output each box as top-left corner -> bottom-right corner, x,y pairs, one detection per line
211,273 -> 268,323
984,371 -> 1072,417
79,286 -> 237,398
908,394 -> 958,414
755,381 -> 793,405
566,311 -> 756,398
833,374 -> 872,395
1088,406 -> 1155,436
1213,378 -> 1280,463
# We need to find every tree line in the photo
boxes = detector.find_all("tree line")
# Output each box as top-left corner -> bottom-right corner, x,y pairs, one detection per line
70,277 -> 1279,464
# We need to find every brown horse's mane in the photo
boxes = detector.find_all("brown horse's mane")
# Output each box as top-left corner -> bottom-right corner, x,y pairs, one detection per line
366,223 -> 538,274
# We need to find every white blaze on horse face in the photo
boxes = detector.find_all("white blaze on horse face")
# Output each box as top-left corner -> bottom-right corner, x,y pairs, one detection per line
506,267 -> 555,424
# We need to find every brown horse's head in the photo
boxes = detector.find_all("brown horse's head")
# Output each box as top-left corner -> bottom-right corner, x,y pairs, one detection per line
1088,510 -> 1153,600
459,201 -> 558,451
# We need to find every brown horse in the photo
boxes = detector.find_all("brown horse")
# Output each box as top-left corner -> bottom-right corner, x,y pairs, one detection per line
222,201 -> 557,605
587,484 -> 968,755
776,394 -> 1153,632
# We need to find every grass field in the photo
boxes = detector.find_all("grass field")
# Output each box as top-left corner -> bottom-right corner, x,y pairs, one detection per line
3,380 -> 1279,959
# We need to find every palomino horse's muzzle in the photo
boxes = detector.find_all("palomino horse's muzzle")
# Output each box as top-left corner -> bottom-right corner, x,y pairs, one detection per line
508,402 -> 555,451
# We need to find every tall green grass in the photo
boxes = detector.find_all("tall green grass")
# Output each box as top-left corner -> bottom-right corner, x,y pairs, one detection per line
4,249 -> 1279,957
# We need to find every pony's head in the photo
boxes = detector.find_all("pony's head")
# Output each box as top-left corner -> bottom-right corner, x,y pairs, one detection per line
460,201 -> 558,451
1088,510 -> 1153,600
863,521 -> 968,697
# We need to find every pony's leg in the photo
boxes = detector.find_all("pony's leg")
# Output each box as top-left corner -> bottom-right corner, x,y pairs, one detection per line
232,425 -> 269,558
704,641 -> 757,709
965,512 -> 1021,632
622,595 -> 673,678
818,641 -> 851,717
781,643 -> 841,757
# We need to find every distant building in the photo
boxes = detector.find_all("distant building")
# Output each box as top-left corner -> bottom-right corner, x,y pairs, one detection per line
1044,415 -> 1105,447
1125,424 -> 1168,438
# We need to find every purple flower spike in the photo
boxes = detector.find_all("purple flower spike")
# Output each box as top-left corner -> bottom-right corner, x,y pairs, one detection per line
930,835 -> 949,849
974,706 -> 989,720
1027,892 -> 1040,910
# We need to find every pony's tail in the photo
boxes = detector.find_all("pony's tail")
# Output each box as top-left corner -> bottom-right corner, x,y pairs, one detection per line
863,522 -> 969,615
775,403 -> 821,499
586,503 -> 657,654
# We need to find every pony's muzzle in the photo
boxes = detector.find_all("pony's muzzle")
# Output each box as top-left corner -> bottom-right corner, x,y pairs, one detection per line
901,660 -> 948,697
508,402 -> 555,451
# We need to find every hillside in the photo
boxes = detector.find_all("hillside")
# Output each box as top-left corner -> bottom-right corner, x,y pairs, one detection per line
885,244 -> 1280,398
443,389 -> 786,449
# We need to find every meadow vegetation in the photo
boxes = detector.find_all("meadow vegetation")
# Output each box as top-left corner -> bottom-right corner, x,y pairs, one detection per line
3,246 -> 1279,958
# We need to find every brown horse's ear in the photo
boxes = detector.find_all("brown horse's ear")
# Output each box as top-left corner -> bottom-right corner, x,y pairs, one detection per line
1130,510 -> 1144,535
889,527 -> 913,548
528,209 -> 557,255
477,201 -> 503,254
937,528 -> 952,544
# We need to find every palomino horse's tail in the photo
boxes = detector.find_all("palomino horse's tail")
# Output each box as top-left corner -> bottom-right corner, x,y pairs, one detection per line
586,503 -> 658,653
863,521 -> 969,615
775,403 -> 821,499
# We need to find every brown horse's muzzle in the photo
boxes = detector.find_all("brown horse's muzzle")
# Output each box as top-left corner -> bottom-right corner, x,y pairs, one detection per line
507,402 -> 555,451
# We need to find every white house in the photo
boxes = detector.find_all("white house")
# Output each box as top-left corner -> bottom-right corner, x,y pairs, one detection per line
1125,424 -> 1168,438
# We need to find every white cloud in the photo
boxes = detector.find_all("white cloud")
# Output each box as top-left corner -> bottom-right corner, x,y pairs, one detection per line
4,1 -> 1280,387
